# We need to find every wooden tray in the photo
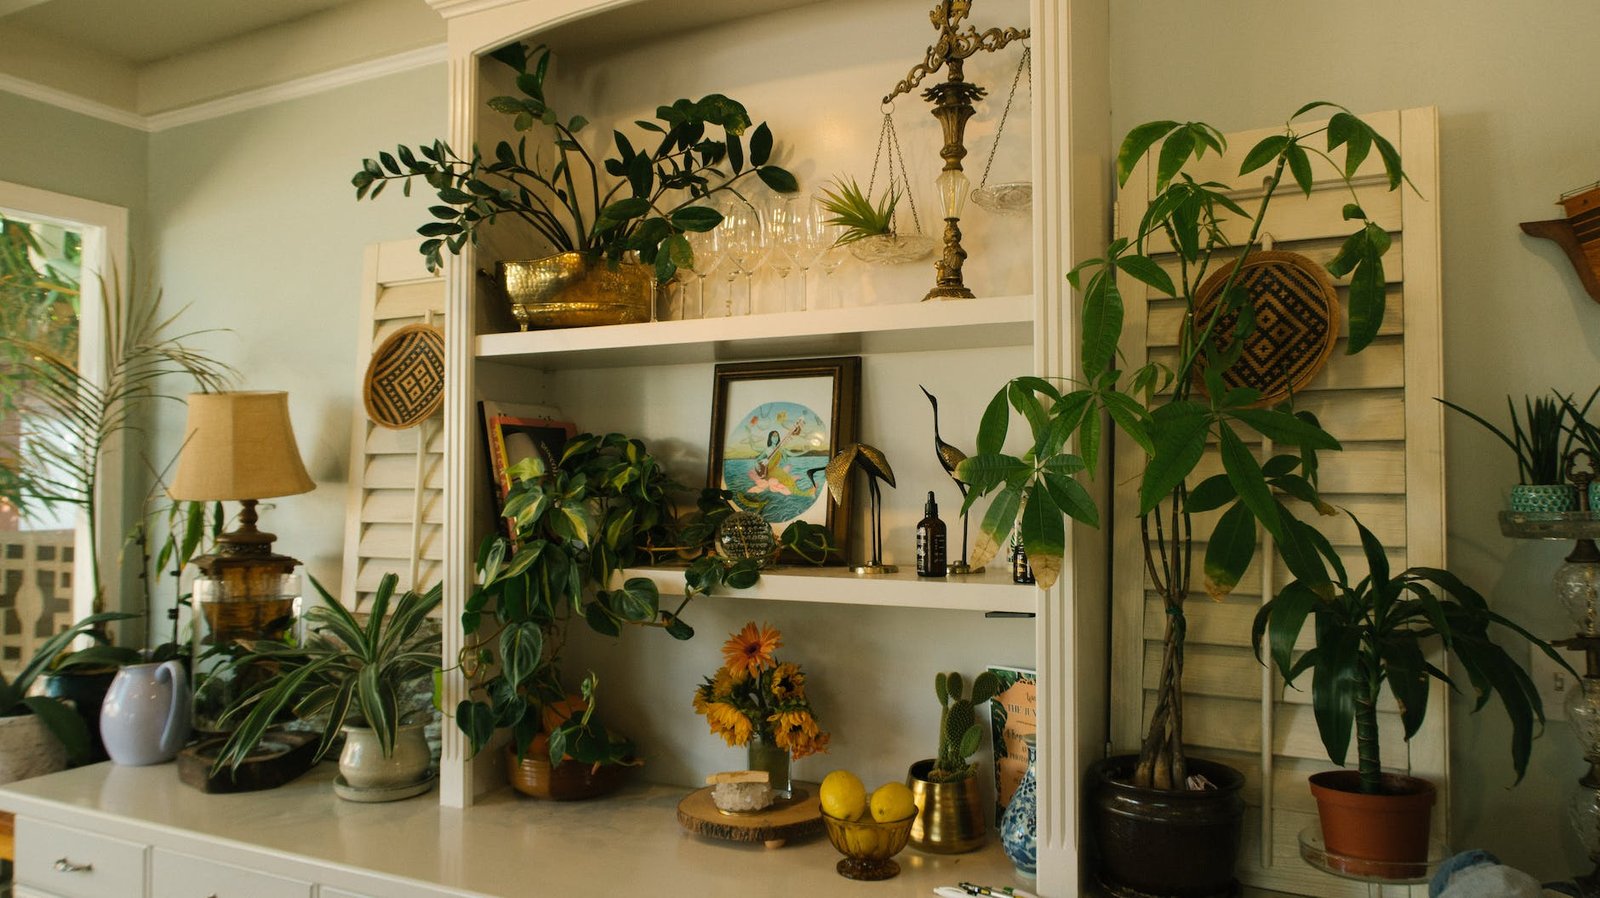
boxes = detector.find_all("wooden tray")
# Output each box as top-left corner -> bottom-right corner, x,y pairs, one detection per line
677,781 -> 822,848
178,730 -> 320,793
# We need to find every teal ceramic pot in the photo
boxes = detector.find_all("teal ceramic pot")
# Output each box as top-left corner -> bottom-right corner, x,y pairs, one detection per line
1589,482 -> 1600,515
1510,484 -> 1578,513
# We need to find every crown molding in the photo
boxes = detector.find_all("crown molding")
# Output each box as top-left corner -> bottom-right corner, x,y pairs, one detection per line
145,43 -> 447,132
0,70 -> 146,130
0,43 -> 446,133
424,0 -> 521,19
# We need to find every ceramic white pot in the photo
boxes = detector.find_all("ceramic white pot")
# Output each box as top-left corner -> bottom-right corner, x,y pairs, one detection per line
0,713 -> 68,786
339,723 -> 430,790
100,660 -> 191,766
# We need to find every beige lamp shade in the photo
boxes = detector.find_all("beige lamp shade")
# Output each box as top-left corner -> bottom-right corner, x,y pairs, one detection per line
169,391 -> 315,501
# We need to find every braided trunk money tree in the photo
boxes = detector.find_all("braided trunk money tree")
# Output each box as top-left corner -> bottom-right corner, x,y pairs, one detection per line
959,103 -> 1408,790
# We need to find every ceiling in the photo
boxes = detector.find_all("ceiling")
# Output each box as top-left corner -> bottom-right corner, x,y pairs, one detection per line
0,0 -> 363,64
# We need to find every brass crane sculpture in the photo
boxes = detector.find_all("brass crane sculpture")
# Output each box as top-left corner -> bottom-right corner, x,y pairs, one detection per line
825,442 -> 897,574
921,386 -> 979,574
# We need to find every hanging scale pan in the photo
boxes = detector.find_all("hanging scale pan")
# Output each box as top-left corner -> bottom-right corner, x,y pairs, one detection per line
363,323 -> 445,429
1189,250 -> 1339,408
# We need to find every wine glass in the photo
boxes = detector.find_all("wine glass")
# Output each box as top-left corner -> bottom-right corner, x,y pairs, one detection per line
784,200 -> 834,312
812,224 -> 849,309
723,204 -> 764,316
684,224 -> 723,320
766,199 -> 800,312
708,221 -> 742,317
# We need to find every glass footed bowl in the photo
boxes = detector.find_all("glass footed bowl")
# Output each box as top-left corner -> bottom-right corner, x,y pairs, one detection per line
971,181 -> 1032,215
821,808 -> 916,880
848,234 -> 936,265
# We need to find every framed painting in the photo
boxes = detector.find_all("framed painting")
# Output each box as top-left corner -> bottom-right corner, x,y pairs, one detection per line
707,357 -> 860,562
478,400 -> 574,535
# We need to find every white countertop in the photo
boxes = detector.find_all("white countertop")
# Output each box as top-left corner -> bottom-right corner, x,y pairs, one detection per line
0,762 -> 1027,897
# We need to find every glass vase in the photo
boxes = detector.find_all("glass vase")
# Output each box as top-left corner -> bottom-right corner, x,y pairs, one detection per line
1000,734 -> 1038,876
746,731 -> 792,799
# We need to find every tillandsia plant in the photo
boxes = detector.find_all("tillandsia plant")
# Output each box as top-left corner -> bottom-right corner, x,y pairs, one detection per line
692,621 -> 829,760
1254,513 -> 1571,793
1439,393 -> 1576,485
817,177 -> 900,246
214,573 -> 442,772
926,670 -> 999,783
958,102 -> 1409,791
352,41 -> 798,281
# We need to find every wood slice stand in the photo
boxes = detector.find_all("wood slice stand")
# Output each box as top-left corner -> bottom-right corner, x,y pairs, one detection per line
178,730 -> 320,794
677,781 -> 822,848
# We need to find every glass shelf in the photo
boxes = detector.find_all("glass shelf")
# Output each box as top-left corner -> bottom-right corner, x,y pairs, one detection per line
1499,510 -> 1600,541
1298,823 -> 1446,887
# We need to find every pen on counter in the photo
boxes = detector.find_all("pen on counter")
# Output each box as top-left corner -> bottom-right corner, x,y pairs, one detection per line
958,882 -> 1040,898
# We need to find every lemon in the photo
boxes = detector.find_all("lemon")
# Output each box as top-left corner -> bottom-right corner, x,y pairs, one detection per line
869,781 -> 916,822
820,769 -> 867,821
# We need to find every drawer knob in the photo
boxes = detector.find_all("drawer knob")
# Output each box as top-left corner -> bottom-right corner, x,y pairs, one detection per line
53,857 -> 93,873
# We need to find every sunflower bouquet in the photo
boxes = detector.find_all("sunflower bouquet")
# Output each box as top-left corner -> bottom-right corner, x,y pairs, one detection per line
693,621 -> 829,760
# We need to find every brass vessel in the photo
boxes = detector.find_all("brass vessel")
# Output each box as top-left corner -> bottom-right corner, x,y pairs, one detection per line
496,252 -> 653,330
906,759 -> 986,853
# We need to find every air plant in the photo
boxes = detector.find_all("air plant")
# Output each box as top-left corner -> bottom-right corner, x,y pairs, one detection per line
816,177 -> 899,246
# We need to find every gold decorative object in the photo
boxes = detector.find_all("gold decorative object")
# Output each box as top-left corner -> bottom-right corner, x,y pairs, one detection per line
906,759 -> 987,853
885,0 -> 1029,302
920,386 -> 980,575
497,252 -> 653,330
826,443 -> 897,574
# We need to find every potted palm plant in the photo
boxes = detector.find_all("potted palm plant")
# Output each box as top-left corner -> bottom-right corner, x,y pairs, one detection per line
958,102 -> 1407,896
0,611 -> 135,784
353,42 -> 798,329
213,573 -> 442,798
1441,392 -> 1578,512
1253,512 -> 1566,873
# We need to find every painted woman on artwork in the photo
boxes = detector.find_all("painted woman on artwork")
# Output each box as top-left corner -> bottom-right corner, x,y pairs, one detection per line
748,421 -> 816,497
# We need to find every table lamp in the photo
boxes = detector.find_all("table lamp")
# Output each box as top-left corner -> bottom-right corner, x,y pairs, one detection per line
169,391 -> 314,642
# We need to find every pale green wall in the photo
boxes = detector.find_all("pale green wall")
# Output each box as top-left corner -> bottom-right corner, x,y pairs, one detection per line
0,91 -> 147,222
1112,0 -> 1600,880
143,64 -> 445,592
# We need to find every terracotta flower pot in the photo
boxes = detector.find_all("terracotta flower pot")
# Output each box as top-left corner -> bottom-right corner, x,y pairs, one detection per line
506,745 -> 631,801
1308,770 -> 1435,875
1088,755 -> 1245,898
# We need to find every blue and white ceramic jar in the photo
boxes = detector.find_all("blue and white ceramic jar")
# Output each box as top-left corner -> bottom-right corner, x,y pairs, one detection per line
1000,733 -> 1038,876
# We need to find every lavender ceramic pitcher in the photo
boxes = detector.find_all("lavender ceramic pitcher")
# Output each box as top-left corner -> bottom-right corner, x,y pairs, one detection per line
100,660 -> 191,765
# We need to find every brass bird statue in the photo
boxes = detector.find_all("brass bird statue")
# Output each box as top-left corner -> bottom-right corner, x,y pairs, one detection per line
826,442 -> 897,573
921,386 -> 976,572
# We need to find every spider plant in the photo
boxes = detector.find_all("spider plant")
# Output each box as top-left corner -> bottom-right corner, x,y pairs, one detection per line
816,177 -> 899,246
213,573 -> 442,771
1438,393 -> 1572,485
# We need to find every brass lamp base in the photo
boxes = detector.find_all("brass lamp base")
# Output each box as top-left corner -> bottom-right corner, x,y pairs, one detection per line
923,284 -> 975,301
852,563 -> 899,575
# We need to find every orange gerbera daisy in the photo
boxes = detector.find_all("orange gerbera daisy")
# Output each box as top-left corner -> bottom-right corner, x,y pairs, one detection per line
722,621 -> 782,678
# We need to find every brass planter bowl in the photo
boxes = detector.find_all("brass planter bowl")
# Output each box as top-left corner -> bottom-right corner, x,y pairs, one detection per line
496,252 -> 653,330
505,745 -> 631,801
906,759 -> 986,853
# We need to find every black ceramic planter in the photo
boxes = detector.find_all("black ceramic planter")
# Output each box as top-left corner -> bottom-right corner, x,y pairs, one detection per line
1089,754 -> 1245,898
42,668 -> 118,763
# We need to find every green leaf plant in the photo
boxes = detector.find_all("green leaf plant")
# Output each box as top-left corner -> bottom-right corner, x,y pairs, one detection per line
958,103 -> 1410,791
927,670 -> 999,783
1439,392 -> 1578,486
213,573 -> 443,772
454,432 -> 834,768
1253,513 -> 1571,794
0,612 -> 138,765
353,42 -> 798,281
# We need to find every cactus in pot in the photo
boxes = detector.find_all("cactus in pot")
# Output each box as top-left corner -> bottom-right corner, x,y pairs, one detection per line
928,670 -> 999,782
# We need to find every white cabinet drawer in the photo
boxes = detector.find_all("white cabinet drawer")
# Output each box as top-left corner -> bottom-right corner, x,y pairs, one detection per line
15,816 -> 148,898
152,848 -> 311,898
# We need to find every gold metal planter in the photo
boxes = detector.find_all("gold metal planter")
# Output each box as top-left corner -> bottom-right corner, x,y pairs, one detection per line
496,252 -> 654,330
906,759 -> 986,853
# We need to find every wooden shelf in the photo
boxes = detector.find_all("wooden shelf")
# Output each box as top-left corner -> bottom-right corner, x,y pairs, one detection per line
629,563 -> 1038,614
475,295 -> 1033,368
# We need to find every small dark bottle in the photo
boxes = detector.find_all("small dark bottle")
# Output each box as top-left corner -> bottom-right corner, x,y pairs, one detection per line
1011,530 -> 1035,584
916,491 -> 948,577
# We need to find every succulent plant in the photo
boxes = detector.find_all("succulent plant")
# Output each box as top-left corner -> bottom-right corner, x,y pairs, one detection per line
928,670 -> 999,782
